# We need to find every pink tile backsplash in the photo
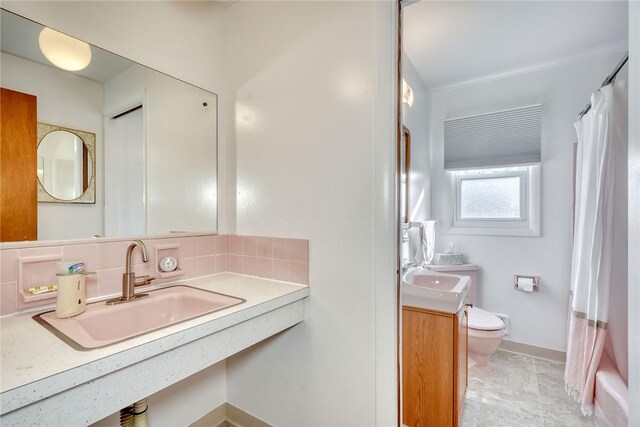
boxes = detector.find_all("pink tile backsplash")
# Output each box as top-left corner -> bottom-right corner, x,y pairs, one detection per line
197,236 -> 217,257
85,276 -> 100,299
215,235 -> 228,254
256,257 -> 273,278
63,244 -> 99,271
19,246 -> 63,258
132,261 -> 155,277
257,237 -> 273,258
215,254 -> 226,273
234,235 -> 309,284
97,267 -> 124,296
228,235 -> 242,255
290,239 -> 309,263
272,238 -> 290,260
177,237 -> 198,259
1,250 -> 18,282
2,233 -> 308,315
99,240 -> 153,269
242,256 -> 257,276
291,261 -> 309,285
197,255 -> 217,277
242,236 -> 258,256
1,281 -> 17,316
227,254 -> 242,273
98,241 -> 129,269
179,257 -> 198,280
272,259 -> 292,282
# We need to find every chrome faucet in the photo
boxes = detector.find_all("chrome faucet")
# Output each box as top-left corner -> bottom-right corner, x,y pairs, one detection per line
106,240 -> 156,305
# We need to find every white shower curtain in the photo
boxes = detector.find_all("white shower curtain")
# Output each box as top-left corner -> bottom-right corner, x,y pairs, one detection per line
565,81 -> 627,416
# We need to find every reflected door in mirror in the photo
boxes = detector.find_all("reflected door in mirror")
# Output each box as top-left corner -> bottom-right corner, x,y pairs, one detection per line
0,88 -> 37,242
105,106 -> 145,236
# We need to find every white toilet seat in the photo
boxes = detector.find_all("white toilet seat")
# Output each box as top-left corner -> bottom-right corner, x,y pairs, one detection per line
468,327 -> 504,340
468,306 -> 504,331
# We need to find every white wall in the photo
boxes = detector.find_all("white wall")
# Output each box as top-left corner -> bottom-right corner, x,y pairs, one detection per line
104,65 -> 218,235
401,55 -> 431,265
1,2 -> 229,424
0,52 -> 104,240
429,50 -> 626,351
402,55 -> 431,221
627,2 -> 639,425
402,55 -> 431,222
225,2 -> 396,425
92,361 -> 227,427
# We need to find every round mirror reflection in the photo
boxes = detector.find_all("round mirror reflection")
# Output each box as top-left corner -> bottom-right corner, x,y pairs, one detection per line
37,130 -> 92,201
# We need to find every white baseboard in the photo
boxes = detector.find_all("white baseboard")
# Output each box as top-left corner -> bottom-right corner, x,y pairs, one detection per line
499,339 -> 566,363
190,403 -> 271,427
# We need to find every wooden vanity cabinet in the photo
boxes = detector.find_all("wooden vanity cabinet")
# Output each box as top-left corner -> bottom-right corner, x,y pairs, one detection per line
402,304 -> 468,427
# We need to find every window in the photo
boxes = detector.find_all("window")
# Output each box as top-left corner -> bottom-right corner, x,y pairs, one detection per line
449,166 -> 540,237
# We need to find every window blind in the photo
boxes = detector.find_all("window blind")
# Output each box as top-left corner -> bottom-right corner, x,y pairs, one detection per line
444,104 -> 542,170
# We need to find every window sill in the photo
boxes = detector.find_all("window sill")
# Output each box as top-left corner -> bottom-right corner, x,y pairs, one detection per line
446,226 -> 541,237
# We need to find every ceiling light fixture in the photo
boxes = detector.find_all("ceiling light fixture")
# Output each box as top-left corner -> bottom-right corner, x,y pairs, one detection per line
38,27 -> 92,71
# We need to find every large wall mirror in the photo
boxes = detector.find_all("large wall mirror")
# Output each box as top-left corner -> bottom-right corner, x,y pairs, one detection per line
0,9 -> 218,242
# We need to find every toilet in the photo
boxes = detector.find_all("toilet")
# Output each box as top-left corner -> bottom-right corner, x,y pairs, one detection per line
467,306 -> 505,367
426,264 -> 505,368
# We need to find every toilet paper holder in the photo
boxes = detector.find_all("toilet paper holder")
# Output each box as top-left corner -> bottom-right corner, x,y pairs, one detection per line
513,274 -> 539,292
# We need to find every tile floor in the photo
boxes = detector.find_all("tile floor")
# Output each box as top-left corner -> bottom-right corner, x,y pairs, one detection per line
218,351 -> 598,427
461,350 -> 598,427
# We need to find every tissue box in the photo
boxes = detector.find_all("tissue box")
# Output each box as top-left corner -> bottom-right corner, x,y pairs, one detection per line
434,253 -> 464,265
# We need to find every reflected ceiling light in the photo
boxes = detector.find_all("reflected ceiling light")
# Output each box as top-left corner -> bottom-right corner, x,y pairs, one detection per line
402,78 -> 414,108
38,27 -> 92,71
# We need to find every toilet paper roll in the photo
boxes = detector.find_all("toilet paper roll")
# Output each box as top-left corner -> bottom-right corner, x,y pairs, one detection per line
517,277 -> 534,292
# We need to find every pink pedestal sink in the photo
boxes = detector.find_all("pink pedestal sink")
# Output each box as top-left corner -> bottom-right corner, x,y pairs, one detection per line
34,286 -> 245,350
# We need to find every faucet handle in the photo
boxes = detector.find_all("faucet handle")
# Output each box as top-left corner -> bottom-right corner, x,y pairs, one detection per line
134,275 -> 157,287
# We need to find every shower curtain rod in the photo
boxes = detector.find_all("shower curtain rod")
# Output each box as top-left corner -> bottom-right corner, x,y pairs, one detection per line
578,52 -> 629,118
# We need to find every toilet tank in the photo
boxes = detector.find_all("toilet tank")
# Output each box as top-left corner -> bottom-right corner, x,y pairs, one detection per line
426,264 -> 479,306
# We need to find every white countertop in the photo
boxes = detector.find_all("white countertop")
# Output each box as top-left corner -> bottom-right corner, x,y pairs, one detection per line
425,263 -> 478,272
1,273 -> 309,411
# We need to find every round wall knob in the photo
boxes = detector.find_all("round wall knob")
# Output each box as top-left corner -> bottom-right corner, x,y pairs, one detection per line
159,256 -> 178,272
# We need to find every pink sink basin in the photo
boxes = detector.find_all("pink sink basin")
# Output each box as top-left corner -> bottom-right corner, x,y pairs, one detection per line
33,286 -> 245,350
402,267 -> 470,313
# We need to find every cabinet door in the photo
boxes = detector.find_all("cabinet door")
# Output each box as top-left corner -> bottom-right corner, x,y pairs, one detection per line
403,307 -> 455,427
457,306 -> 468,413
0,88 -> 37,242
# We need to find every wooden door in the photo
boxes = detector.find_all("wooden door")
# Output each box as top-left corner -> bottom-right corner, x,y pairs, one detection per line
1,88 -> 37,242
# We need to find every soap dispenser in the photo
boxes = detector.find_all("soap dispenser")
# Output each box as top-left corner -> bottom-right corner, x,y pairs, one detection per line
55,274 -> 87,318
